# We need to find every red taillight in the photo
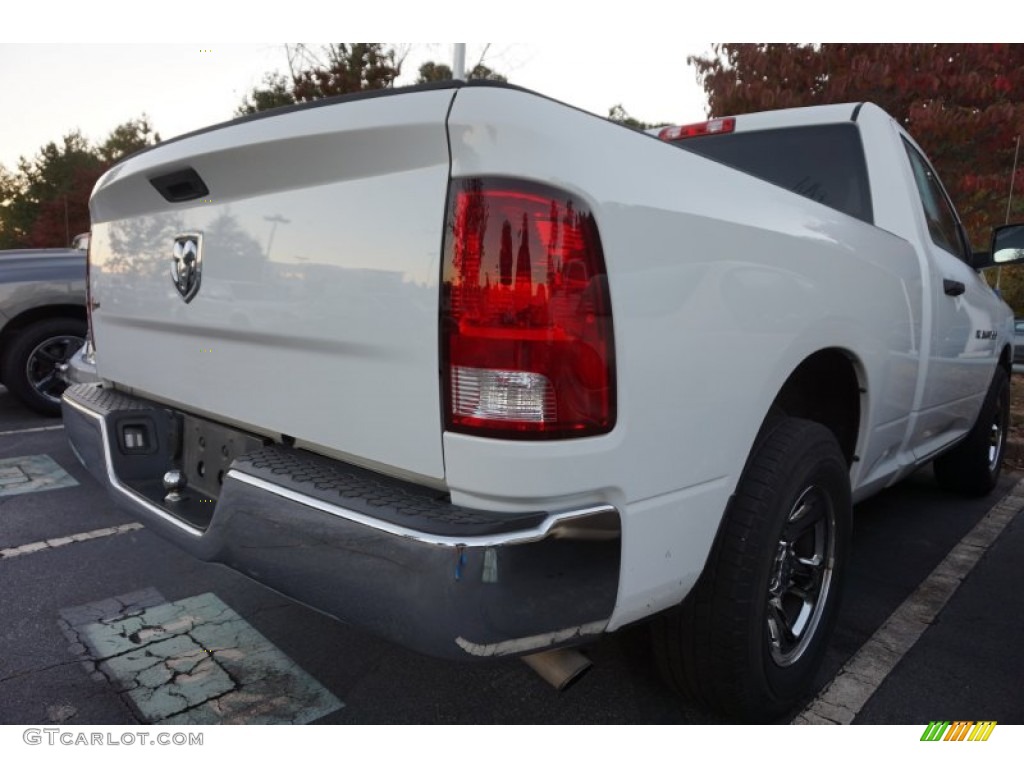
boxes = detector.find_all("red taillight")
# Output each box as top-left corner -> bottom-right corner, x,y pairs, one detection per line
441,178 -> 615,439
658,117 -> 736,142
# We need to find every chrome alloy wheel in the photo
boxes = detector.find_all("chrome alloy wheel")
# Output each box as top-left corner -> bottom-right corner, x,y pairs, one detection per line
25,334 -> 84,406
766,485 -> 837,667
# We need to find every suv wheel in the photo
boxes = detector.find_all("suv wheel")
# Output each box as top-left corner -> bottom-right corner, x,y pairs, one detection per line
1,317 -> 86,416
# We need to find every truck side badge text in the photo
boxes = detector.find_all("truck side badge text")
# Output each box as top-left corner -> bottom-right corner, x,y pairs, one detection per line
975,329 -> 997,340
171,233 -> 203,303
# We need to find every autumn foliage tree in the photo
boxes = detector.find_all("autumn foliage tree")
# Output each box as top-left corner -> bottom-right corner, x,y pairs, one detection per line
237,44 -> 405,115
0,117 -> 159,249
415,60 -> 507,84
689,44 -> 1024,307
238,43 -> 513,117
607,104 -> 665,130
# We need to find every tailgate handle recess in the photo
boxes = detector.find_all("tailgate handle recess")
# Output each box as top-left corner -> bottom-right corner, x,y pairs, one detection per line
943,279 -> 966,297
149,168 -> 210,203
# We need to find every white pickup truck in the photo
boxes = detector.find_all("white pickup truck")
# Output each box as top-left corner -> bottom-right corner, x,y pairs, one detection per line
63,81 -> 1024,720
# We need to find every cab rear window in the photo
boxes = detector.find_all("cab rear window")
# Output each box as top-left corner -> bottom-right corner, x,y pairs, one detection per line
672,123 -> 874,224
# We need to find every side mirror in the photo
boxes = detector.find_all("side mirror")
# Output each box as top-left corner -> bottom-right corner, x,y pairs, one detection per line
971,224 -> 1024,269
992,223 -> 1024,265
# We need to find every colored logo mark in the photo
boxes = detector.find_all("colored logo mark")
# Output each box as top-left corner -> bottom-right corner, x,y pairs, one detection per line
920,721 -> 997,742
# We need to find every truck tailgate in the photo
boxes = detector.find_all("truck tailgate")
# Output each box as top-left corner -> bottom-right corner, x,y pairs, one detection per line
88,87 -> 457,481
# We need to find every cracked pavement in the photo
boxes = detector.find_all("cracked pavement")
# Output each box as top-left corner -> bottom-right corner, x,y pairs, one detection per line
61,591 -> 341,724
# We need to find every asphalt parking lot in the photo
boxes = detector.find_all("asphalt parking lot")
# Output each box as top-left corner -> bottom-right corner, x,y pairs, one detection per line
0,385 -> 1021,726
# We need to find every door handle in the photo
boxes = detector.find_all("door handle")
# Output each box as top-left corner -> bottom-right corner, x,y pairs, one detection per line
943,279 -> 966,297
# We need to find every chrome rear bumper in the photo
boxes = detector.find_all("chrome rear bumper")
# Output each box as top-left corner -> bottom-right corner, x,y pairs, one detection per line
62,383 -> 621,660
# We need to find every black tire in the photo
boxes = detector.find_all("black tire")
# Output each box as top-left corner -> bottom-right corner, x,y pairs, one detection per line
652,418 -> 851,721
1,317 -> 86,416
933,366 -> 1009,497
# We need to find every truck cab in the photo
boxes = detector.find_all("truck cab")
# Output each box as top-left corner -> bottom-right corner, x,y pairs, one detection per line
659,102 -> 1014,496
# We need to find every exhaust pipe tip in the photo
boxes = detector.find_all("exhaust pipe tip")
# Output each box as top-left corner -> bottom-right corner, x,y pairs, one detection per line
522,648 -> 592,692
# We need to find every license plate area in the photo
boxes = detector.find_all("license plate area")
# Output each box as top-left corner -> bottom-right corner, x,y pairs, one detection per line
181,415 -> 265,500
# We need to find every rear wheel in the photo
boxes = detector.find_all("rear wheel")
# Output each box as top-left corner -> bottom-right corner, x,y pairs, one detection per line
933,366 -> 1009,497
1,317 -> 86,416
653,418 -> 851,721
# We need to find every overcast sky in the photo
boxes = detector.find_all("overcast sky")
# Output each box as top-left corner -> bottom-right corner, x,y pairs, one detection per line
0,43 -> 711,170
1,0 -> 994,174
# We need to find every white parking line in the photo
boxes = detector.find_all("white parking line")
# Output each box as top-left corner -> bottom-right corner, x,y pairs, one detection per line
794,477 -> 1024,725
0,522 -> 144,560
0,424 -> 65,437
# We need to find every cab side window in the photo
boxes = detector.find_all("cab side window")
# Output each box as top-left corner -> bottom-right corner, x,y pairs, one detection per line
902,139 -> 967,259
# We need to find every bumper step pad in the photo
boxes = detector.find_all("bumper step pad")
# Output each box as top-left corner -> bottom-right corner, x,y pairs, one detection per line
235,446 -> 547,538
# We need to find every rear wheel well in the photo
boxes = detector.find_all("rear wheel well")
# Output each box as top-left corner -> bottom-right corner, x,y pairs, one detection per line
766,349 -> 862,466
0,305 -> 86,343
0,305 -> 87,381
